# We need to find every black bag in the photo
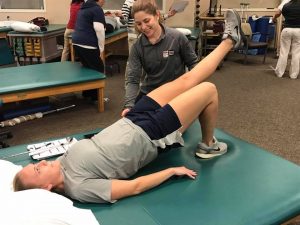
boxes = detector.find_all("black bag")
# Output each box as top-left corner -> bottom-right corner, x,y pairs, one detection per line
28,17 -> 49,31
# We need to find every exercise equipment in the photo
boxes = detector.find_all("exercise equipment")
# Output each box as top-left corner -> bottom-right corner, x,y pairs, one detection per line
0,105 -> 75,127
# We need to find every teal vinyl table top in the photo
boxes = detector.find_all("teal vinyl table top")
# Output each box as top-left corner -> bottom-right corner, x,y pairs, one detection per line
2,122 -> 300,225
68,27 -> 127,40
105,27 -> 127,39
0,62 -> 105,94
172,27 -> 200,40
185,27 -> 200,40
0,26 -> 12,33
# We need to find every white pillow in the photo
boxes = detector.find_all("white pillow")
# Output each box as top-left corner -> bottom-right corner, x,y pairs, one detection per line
11,21 -> 41,32
0,160 -> 22,192
176,27 -> 192,36
0,20 -> 18,28
0,189 -> 100,225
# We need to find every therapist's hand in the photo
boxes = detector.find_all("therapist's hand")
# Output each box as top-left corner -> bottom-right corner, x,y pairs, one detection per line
114,10 -> 123,17
167,9 -> 177,18
121,108 -> 131,117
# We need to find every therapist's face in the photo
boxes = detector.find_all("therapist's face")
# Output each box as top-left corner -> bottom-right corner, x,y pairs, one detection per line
19,160 -> 61,190
134,10 -> 160,39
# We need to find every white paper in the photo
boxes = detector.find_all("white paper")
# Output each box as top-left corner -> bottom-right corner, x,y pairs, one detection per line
27,137 -> 78,160
170,1 -> 189,13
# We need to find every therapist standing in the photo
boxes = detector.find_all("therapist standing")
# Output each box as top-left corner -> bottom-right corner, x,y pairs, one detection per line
122,0 -> 198,116
273,0 -> 300,79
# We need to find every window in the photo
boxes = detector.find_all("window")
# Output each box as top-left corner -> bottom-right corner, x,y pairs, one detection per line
0,0 -> 45,10
103,0 -> 163,11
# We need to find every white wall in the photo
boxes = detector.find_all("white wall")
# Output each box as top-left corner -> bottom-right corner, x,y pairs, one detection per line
0,0 -> 280,26
0,0 -> 195,27
0,0 -> 70,23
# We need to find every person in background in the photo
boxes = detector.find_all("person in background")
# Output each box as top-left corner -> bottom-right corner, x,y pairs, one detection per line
61,0 -> 83,61
273,0 -> 300,79
72,0 -> 106,100
122,0 -> 198,117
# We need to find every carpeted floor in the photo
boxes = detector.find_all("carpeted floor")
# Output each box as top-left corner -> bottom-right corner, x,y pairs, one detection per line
1,51 -> 300,165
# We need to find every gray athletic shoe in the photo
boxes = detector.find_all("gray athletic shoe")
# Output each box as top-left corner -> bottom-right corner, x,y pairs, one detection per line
195,137 -> 227,159
222,9 -> 243,49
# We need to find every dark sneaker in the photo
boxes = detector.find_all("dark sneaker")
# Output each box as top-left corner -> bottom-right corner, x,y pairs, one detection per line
195,137 -> 227,159
222,9 -> 243,49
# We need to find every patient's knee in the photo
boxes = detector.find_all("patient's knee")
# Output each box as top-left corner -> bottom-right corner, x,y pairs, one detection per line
200,82 -> 217,94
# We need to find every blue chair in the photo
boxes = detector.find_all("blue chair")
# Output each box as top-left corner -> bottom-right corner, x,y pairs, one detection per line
241,22 -> 269,64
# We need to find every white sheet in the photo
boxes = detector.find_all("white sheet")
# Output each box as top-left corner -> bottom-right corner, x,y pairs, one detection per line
0,160 -> 100,225
0,160 -> 22,192
11,21 -> 40,32
0,20 -> 18,28
0,189 -> 100,225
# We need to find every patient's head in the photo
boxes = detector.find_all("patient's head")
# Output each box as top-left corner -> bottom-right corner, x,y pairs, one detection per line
14,160 -> 62,192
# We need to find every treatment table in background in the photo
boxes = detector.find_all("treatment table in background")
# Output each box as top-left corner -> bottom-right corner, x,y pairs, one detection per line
0,26 -> 14,65
0,61 -> 106,112
7,24 -> 66,63
0,26 -> 12,39
183,27 -> 200,51
69,28 -> 128,63
2,122 -> 300,225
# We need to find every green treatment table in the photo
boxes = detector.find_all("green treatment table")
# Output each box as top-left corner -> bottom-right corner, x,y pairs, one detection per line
0,61 -> 106,112
69,28 -> 128,63
2,122 -> 300,225
0,26 -> 14,65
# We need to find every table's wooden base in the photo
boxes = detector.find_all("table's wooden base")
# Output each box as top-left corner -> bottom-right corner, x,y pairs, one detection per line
0,80 -> 105,112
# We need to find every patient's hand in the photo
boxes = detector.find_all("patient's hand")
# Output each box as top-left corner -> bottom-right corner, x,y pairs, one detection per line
121,108 -> 131,117
172,166 -> 197,179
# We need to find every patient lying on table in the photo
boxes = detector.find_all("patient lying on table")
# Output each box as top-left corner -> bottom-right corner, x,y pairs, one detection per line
13,7 -> 243,204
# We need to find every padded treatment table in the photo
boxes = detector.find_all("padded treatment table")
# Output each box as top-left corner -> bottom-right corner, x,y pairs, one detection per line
69,28 -> 128,63
2,122 -> 300,225
0,26 -> 12,39
0,62 -> 106,112
0,26 -> 14,65
184,27 -> 200,48
0,37 -> 14,65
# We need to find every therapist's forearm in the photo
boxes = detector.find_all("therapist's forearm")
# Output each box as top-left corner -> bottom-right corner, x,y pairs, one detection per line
94,22 -> 105,53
